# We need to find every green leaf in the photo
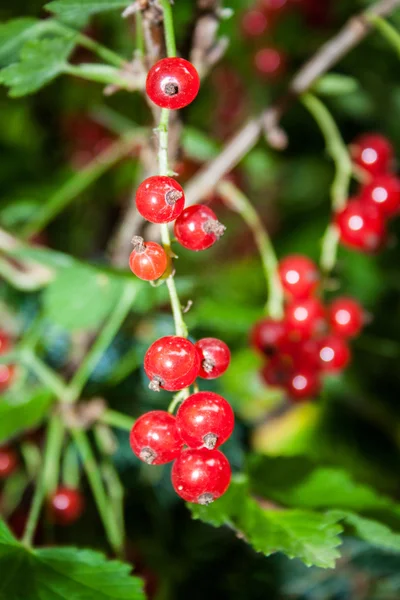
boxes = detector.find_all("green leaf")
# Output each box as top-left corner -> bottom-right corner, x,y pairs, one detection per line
0,18 -> 42,66
45,0 -> 131,21
313,73 -> 359,96
0,37 -> 74,97
0,519 -> 145,599
335,512 -> 400,553
190,476 -> 343,568
43,264 -> 127,330
0,388 -> 53,444
248,456 -> 398,513
181,127 -> 220,162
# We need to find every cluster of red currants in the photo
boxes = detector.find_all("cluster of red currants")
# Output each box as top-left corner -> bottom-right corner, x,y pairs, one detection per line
129,57 -> 226,282
336,133 -> 400,253
0,330 -> 15,392
251,254 -> 365,400
128,56 -> 234,504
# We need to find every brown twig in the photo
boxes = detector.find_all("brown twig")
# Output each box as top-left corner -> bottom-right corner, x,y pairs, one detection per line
182,0 -> 400,207
189,0 -> 228,78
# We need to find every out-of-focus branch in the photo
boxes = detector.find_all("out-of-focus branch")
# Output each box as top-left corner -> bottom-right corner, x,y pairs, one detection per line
190,0 -> 228,78
182,0 -> 400,207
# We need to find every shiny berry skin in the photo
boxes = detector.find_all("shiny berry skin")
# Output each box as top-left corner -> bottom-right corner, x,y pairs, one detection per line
195,338 -> 231,379
251,318 -> 286,356
285,367 -> 321,400
285,298 -> 325,339
144,336 -> 200,392
130,411 -> 183,464
174,205 -> 226,251
0,447 -> 18,479
136,176 -> 185,224
129,236 -> 168,281
146,58 -> 200,110
254,47 -> 286,79
241,9 -> 269,37
49,487 -> 84,525
171,448 -> 231,504
176,392 -> 234,450
317,335 -> 351,373
279,255 -> 319,299
351,134 -> 393,176
360,174 -> 400,217
329,297 -> 364,338
335,200 -> 386,252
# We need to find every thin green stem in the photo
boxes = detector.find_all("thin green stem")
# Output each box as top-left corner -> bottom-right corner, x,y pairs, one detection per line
71,427 -> 123,556
65,283 -> 136,403
64,64 -> 135,89
160,0 -> 177,57
21,350 -> 67,399
217,180 -> 284,320
168,388 -> 190,414
135,11 -> 145,58
164,270 -> 189,337
367,14 -> 400,58
158,108 -> 170,177
20,132 -> 139,240
62,441 -> 81,489
100,409 -> 135,431
76,32 -> 127,68
22,415 -> 64,546
301,93 -> 352,274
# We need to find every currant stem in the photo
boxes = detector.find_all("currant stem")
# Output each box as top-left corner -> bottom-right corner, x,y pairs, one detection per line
160,0 -> 177,58
368,14 -> 400,58
101,409 -> 135,431
217,180 -> 284,321
168,388 -> 190,414
301,93 -> 352,274
135,11 -> 145,58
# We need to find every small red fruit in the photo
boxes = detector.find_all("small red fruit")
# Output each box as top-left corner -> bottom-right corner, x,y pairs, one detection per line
317,335 -> 351,372
174,205 -> 226,251
278,255 -> 319,299
251,318 -> 286,356
136,176 -> 185,224
261,356 -> 292,387
144,336 -> 200,392
129,236 -> 168,281
0,331 -> 11,354
146,57 -> 200,110
195,338 -> 231,379
49,487 -> 84,525
360,174 -> 400,218
0,447 -> 18,479
329,297 -> 364,338
0,364 -> 15,391
241,9 -> 269,37
171,448 -> 231,504
285,367 -> 321,400
285,298 -> 325,339
254,47 -> 286,79
130,411 -> 183,464
351,133 -> 393,177
335,200 -> 386,252
176,392 -> 234,450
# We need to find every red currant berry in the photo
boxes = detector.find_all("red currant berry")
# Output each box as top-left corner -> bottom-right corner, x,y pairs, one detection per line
0,447 -> 18,479
285,367 -> 321,400
335,200 -> 386,252
171,448 -> 231,504
285,298 -> 325,339
317,335 -> 351,372
0,364 -> 15,391
144,336 -> 200,392
146,58 -> 200,110
280,337 -> 321,370
279,255 -> 319,299
49,487 -> 84,525
241,9 -> 269,37
351,133 -> 393,176
130,411 -> 183,464
360,174 -> 400,218
129,236 -> 168,281
261,0 -> 288,13
174,205 -> 226,251
261,355 -> 292,387
254,47 -> 286,79
176,392 -> 234,450
329,297 -> 364,338
136,176 -> 185,224
195,338 -> 231,379
0,331 -> 11,354
251,318 -> 286,356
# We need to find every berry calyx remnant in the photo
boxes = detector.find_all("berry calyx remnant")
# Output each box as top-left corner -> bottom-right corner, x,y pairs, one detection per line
174,205 -> 226,251
136,176 -> 185,224
129,236 -> 168,281
130,411 -> 183,464
195,338 -> 231,379
146,58 -> 200,110
144,336 -> 200,392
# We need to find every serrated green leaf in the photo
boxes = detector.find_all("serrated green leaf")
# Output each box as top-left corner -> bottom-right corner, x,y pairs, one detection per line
190,476 -> 343,568
45,0 -> 131,21
43,264 -> 127,330
0,37 -> 74,97
0,519 -> 145,599
0,18 -> 41,66
0,388 -> 53,444
333,512 -> 400,553
313,73 -> 359,96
